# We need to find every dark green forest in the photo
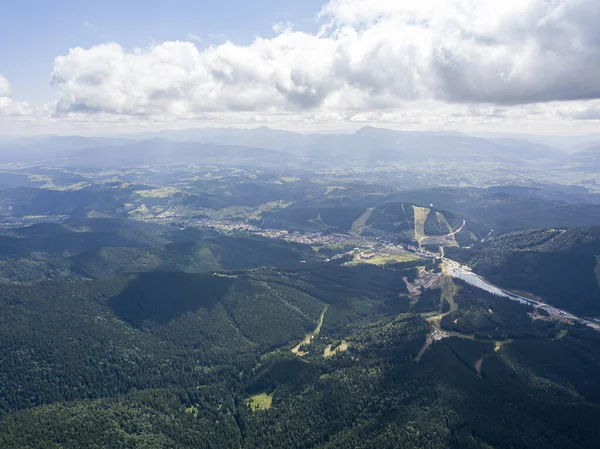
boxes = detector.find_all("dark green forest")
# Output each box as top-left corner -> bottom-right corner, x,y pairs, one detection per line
0,218 -> 600,448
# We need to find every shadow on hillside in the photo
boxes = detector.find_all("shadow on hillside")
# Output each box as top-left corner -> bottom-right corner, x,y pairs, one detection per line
109,272 -> 234,327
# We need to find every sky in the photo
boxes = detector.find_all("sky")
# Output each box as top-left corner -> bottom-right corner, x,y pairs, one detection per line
1,0 -> 600,136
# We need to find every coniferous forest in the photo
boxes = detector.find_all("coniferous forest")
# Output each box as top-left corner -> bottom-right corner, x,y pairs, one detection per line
0,216 -> 599,449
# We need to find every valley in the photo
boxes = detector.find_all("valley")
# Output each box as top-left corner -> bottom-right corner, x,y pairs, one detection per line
4,0 -> 600,444
0,133 -> 600,448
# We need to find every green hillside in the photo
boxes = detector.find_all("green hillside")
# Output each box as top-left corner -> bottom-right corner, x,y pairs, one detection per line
2,271 -> 600,449
1,211 -> 600,448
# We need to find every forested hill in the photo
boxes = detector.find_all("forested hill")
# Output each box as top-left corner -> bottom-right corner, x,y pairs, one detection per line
446,227 -> 600,315
389,187 -> 600,234
0,219 -> 316,283
2,258 -> 600,448
1,218 -> 600,448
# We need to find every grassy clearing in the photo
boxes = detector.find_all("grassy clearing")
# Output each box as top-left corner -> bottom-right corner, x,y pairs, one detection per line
324,341 -> 349,358
29,174 -> 54,184
292,306 -> 328,356
53,182 -> 92,191
29,175 -> 91,191
246,393 -> 273,411
426,276 -> 458,329
474,357 -> 484,376
308,213 -> 327,227
127,204 -> 154,218
554,329 -> 568,341
350,253 -> 419,266
415,339 -> 433,362
246,201 -> 290,219
494,340 -> 512,352
279,176 -> 300,183
350,207 -> 374,233
441,275 -> 459,313
212,273 -> 239,279
413,206 -> 430,242
134,187 -> 180,198
325,186 -> 347,195
185,405 -> 199,417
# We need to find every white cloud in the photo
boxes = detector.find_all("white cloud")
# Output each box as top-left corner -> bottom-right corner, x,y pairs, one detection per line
0,74 -> 51,122
0,0 -> 592,135
50,0 -> 600,121
558,99 -> 600,121
187,33 -> 203,44
0,74 -> 11,97
320,0 -> 600,104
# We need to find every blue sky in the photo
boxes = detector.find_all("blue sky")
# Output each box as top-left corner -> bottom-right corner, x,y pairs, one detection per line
0,0 -> 324,102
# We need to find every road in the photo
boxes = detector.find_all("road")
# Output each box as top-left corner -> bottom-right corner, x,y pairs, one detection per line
448,220 -> 466,237
419,219 -> 466,247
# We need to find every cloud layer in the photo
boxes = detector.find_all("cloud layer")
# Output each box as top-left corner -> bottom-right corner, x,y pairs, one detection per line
49,0 -> 600,118
2,0 -> 600,135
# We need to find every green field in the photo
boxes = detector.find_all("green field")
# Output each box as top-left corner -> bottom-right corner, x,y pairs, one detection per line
350,252 -> 419,266
246,393 -> 274,411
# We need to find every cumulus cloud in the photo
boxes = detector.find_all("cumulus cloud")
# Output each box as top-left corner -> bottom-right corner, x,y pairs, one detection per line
559,100 -> 600,120
0,74 -> 11,97
0,73 -> 50,121
46,0 -> 600,119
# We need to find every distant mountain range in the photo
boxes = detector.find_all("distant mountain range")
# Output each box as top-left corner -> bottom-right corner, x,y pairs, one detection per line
1,126 -> 587,169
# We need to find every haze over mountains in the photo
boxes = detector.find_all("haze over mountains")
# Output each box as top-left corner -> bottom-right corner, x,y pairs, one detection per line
1,123 -> 600,448
1,126 -> 597,169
